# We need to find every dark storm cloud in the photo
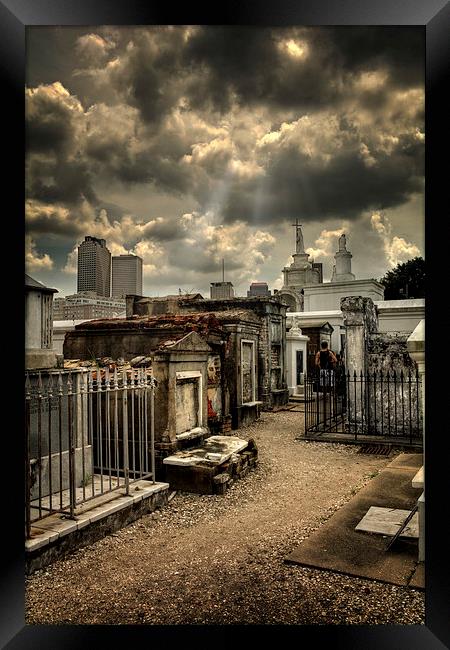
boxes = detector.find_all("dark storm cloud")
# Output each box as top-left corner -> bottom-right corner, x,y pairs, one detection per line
25,24 -> 424,274
112,151 -> 193,194
104,28 -> 189,126
221,137 -> 424,223
141,217 -> 184,242
26,84 -> 81,155
324,27 -> 425,87
181,26 -> 424,114
182,27 -> 341,114
27,156 -> 97,206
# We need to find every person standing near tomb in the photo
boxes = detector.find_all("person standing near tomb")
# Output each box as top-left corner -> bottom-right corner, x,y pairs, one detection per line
315,341 -> 337,391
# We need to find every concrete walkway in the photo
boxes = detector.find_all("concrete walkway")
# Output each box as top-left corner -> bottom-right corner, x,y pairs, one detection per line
285,452 -> 424,589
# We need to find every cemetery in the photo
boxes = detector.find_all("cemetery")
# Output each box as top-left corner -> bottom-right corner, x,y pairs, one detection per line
25,267 -> 425,620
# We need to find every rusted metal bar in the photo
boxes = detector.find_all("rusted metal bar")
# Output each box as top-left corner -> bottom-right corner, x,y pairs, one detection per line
25,374 -> 32,539
88,370 -> 95,497
67,371 -> 76,519
415,369 -> 420,440
122,370 -> 130,495
80,371 -> 86,501
144,370 -> 149,475
47,374 -> 53,512
113,368 -> 119,485
408,370 -> 413,445
393,370 -> 398,437
37,372 -> 43,518
105,368 -> 112,490
138,369 -> 144,478
131,369 -> 136,479
58,372 -> 64,510
373,370 -> 377,436
97,369 -> 104,494
150,374 -> 155,484
387,371 -> 391,437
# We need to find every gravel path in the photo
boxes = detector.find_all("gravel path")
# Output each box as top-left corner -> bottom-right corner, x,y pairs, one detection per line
26,410 -> 425,625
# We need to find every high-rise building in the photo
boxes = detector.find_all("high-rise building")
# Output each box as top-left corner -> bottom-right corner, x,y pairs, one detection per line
247,282 -> 271,297
77,236 -> 111,297
112,254 -> 143,297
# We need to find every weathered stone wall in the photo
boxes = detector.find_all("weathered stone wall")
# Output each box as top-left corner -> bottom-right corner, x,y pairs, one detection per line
368,332 -> 418,374
342,296 -> 422,440
366,332 -> 422,438
341,296 -> 378,375
180,297 -> 289,409
64,329 -> 163,361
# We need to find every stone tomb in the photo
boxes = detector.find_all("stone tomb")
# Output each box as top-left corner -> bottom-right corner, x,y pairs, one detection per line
163,435 -> 258,494
152,331 -> 211,446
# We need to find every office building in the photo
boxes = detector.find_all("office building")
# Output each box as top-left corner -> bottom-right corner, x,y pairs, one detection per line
247,282 -> 271,297
77,236 -> 111,297
112,254 -> 143,298
53,292 -> 125,321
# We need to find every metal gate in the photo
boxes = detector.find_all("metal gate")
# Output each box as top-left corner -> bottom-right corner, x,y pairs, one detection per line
304,368 -> 422,446
25,367 -> 156,539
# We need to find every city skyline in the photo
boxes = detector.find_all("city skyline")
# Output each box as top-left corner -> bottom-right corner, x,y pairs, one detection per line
26,26 -> 424,297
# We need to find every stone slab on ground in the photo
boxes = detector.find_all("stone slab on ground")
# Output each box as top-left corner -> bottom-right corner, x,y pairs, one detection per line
285,452 -> 424,589
355,506 -> 419,538
412,466 -> 424,489
163,435 -> 248,466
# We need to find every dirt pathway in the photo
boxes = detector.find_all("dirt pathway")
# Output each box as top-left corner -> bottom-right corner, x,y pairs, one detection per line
26,410 -> 425,625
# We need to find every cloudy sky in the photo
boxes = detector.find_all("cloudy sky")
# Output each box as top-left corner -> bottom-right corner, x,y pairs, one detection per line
25,26 -> 424,297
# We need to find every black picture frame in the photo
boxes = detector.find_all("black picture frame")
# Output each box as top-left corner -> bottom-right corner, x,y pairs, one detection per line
2,1 -> 449,648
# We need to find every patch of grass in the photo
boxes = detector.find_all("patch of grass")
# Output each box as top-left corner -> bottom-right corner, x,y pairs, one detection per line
81,473 -> 92,487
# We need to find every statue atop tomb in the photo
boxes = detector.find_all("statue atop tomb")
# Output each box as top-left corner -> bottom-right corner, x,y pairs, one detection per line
332,233 -> 355,282
292,219 -> 305,254
338,233 -> 347,251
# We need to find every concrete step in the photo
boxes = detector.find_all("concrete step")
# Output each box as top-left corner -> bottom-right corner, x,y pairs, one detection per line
289,392 -> 315,403
26,479 -> 169,573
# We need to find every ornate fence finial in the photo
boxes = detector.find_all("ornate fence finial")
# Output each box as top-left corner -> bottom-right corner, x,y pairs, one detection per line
58,371 -> 63,396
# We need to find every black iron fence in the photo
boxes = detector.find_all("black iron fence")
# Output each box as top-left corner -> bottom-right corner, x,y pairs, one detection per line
304,368 -> 422,445
25,367 -> 156,539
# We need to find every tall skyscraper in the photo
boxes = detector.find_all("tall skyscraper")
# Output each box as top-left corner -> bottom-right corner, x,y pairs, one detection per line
112,254 -> 143,297
77,236 -> 111,297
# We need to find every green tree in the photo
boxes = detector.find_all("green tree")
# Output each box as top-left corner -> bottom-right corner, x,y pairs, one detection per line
379,257 -> 425,300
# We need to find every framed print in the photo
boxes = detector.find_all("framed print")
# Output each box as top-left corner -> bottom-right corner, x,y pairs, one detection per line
2,0 -> 449,648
